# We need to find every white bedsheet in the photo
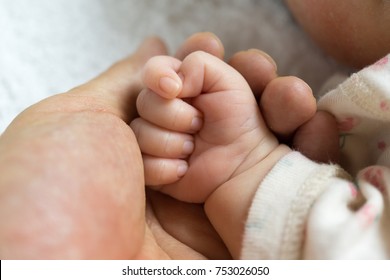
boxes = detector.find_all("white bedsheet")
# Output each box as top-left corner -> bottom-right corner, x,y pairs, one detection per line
0,0 -> 347,132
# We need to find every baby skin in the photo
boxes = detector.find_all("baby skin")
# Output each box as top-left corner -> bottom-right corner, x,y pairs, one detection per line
131,51 -> 318,258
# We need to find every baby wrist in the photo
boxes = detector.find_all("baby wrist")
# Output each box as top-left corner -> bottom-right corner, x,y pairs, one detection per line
204,144 -> 291,258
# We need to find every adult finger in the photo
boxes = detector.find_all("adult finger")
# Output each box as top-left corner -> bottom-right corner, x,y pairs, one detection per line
175,32 -> 224,60
260,76 -> 316,139
293,111 -> 340,163
228,49 -> 277,99
69,37 -> 169,123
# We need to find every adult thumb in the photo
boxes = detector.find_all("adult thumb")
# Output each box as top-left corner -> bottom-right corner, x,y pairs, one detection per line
73,37 -> 168,122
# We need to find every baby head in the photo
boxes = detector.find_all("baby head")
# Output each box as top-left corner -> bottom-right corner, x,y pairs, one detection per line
286,0 -> 390,68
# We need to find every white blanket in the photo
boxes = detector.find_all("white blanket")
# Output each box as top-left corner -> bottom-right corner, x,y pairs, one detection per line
0,0 -> 347,131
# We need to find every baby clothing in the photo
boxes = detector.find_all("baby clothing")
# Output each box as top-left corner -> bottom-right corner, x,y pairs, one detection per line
241,54 -> 390,259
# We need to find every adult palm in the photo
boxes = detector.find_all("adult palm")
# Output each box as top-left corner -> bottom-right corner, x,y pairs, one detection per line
0,34 -> 230,259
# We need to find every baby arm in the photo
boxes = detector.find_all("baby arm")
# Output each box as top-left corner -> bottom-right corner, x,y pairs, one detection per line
131,51 -> 291,258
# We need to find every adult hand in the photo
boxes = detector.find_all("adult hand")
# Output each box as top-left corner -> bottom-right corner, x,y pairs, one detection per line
0,31 -> 339,259
229,50 -> 340,164
0,33 -> 230,259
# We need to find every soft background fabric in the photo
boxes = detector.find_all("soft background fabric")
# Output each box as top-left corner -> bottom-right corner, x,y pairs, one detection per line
0,0 -> 348,132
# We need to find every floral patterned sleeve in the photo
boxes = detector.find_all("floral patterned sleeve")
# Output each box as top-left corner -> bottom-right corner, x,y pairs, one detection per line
241,54 -> 390,260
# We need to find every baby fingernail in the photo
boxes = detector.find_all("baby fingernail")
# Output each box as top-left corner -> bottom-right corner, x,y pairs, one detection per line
177,162 -> 188,178
159,77 -> 180,97
191,117 -> 202,131
183,140 -> 194,155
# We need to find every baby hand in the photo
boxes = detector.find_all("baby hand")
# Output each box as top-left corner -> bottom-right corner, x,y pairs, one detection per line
131,51 -> 280,203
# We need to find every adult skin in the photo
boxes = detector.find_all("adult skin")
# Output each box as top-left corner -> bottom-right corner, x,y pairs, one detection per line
286,0 -> 390,68
0,33 -> 232,259
0,31 -> 335,259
